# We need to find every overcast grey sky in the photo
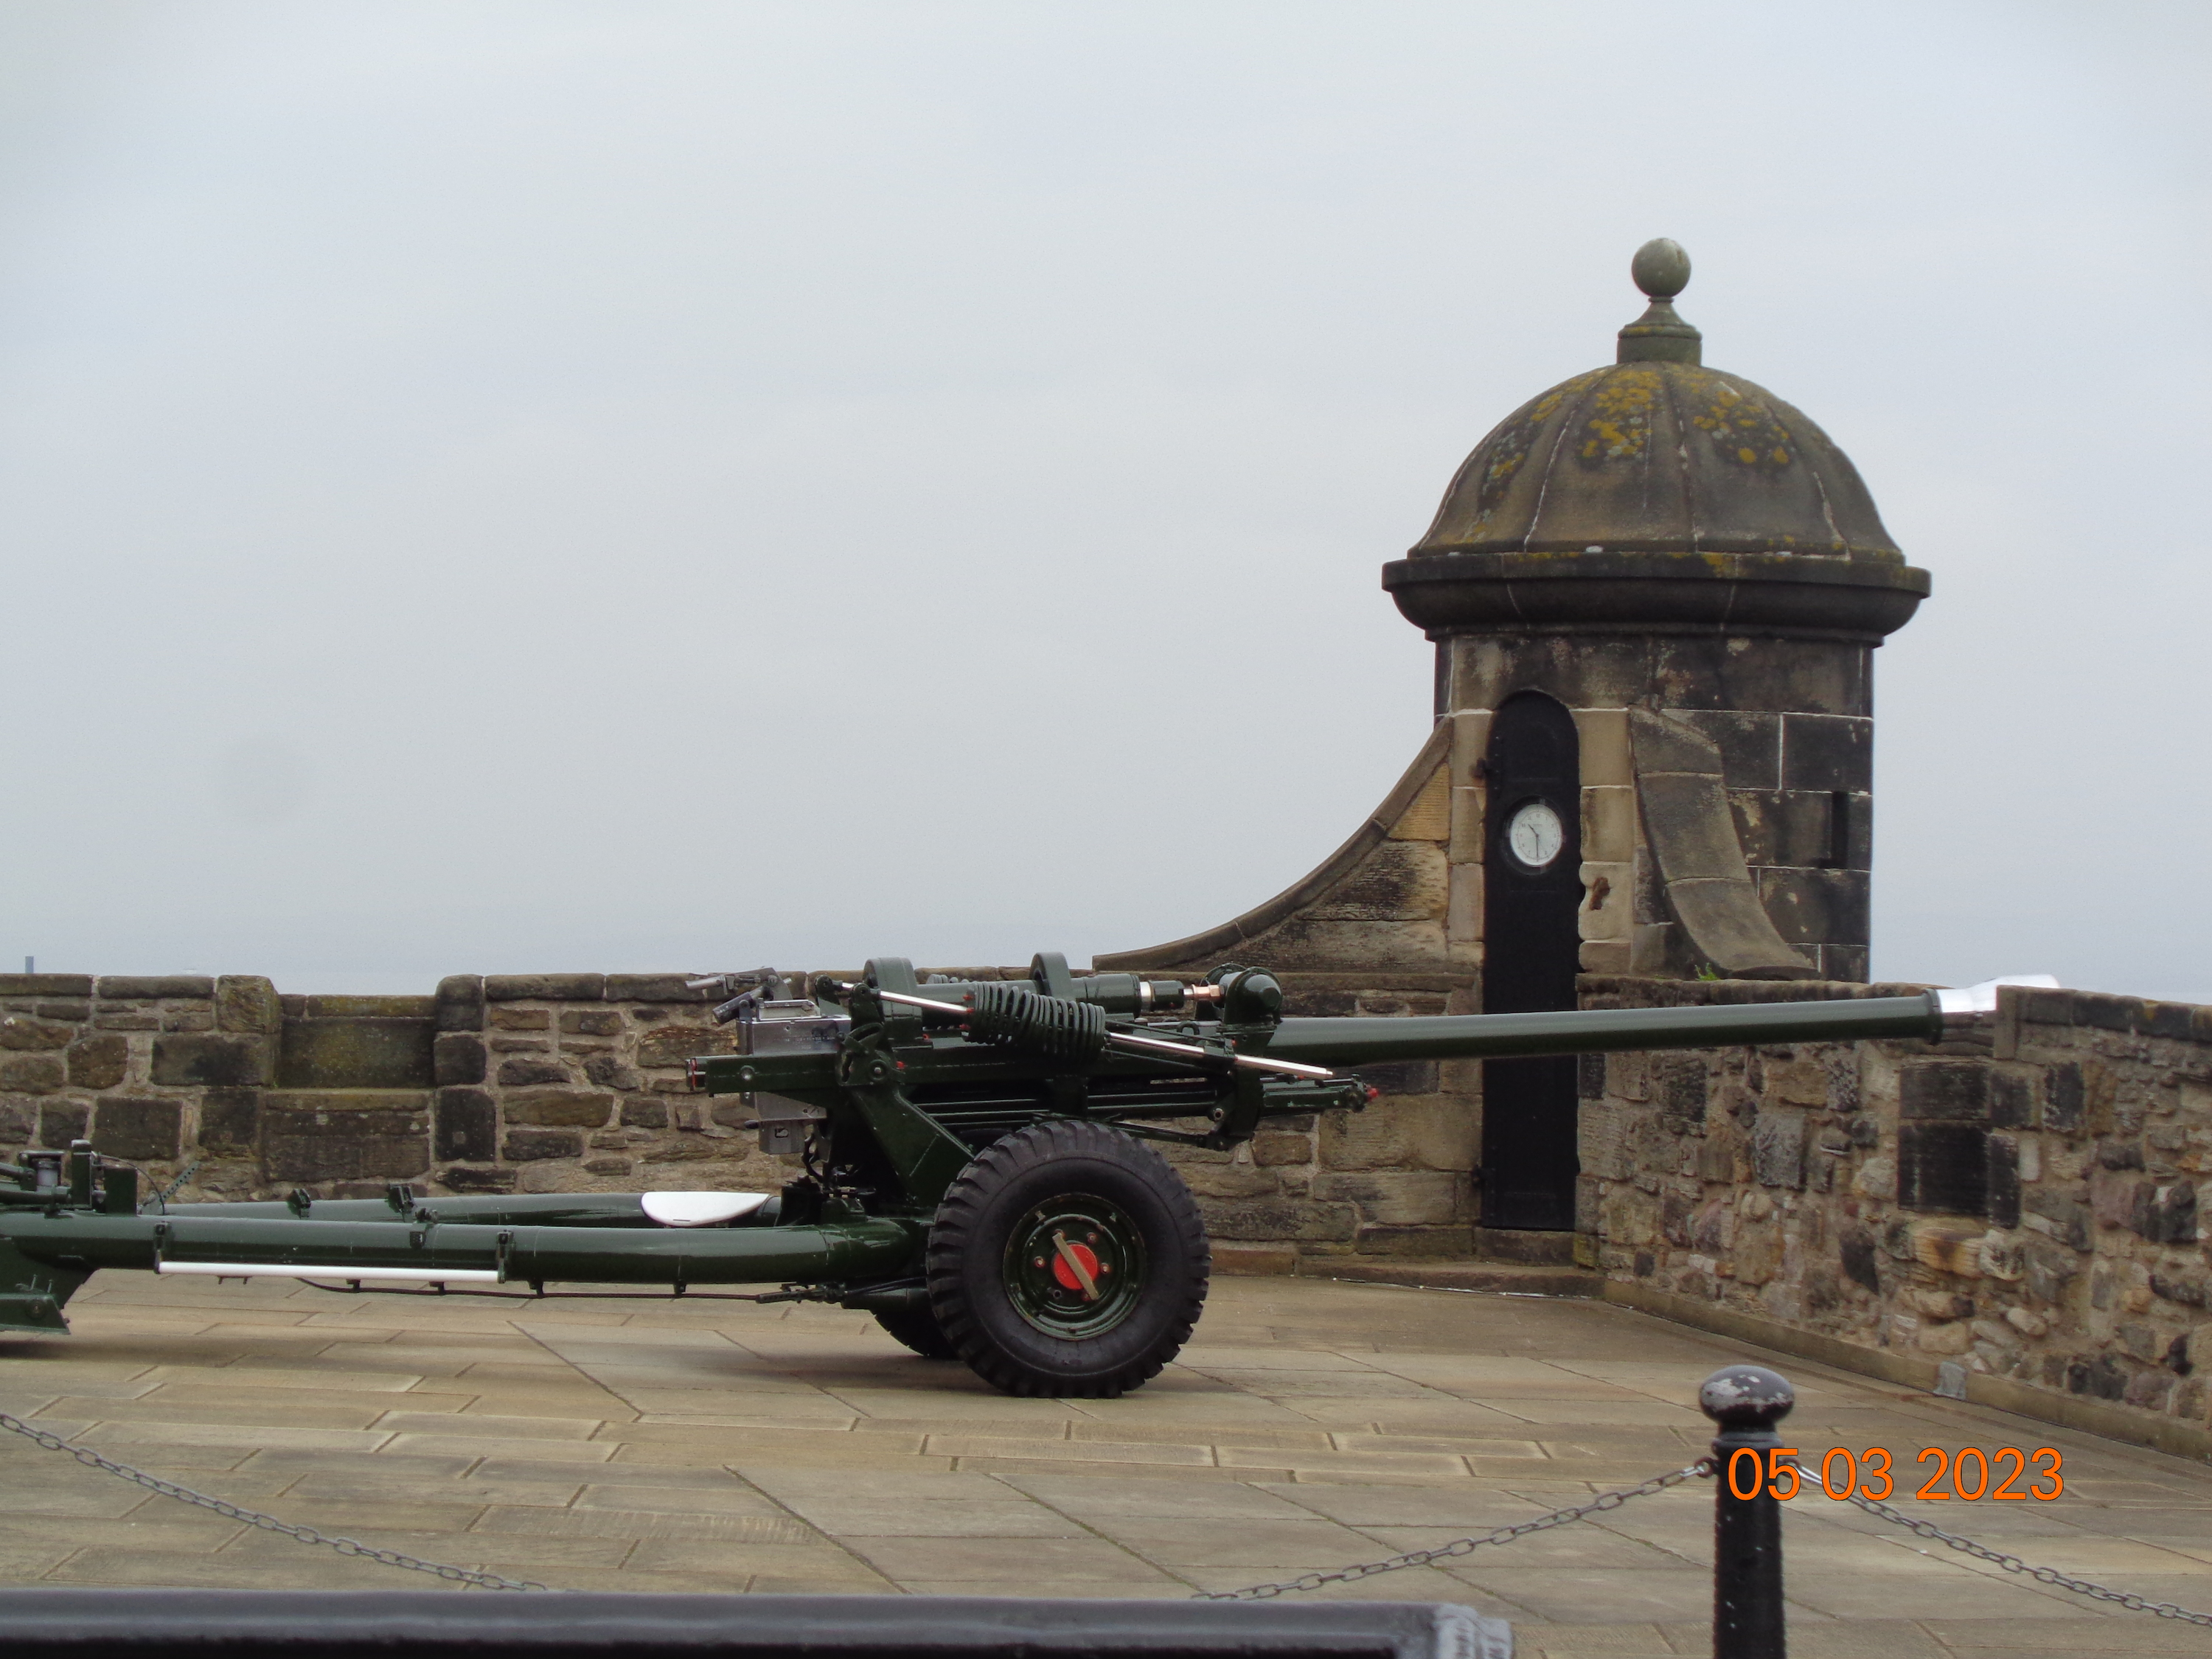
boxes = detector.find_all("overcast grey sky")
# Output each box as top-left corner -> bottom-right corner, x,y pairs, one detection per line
1,1 -> 2205,998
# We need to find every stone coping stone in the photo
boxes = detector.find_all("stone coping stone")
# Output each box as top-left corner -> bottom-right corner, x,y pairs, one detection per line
0,975 -> 95,998
94,976 -> 215,1001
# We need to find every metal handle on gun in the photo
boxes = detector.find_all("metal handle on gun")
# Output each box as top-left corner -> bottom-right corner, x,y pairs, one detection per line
878,990 -> 1338,1080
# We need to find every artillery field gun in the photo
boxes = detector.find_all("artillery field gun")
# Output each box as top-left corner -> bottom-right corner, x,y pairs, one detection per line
0,954 -> 2037,1397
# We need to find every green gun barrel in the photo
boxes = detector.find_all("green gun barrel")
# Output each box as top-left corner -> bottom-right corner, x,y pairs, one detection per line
1253,992 -> 1947,1069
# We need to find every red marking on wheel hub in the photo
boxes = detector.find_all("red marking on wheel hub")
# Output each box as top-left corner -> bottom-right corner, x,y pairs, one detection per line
1051,1242 -> 1102,1291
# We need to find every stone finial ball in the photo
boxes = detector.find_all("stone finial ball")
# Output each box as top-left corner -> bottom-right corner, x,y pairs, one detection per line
1632,237 -> 1691,299
1698,1364 -> 1795,1428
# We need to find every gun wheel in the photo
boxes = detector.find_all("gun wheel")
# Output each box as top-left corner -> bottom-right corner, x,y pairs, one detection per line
926,1119 -> 1209,1398
873,1307 -> 959,1360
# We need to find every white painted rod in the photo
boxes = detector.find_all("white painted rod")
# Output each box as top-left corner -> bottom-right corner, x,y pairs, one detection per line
156,1262 -> 501,1284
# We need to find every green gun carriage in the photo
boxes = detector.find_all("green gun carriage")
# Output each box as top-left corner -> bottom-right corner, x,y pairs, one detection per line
0,954 -> 2029,1397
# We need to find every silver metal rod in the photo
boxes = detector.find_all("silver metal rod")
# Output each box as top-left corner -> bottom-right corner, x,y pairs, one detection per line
1107,1029 -> 1337,1080
877,990 -> 970,1015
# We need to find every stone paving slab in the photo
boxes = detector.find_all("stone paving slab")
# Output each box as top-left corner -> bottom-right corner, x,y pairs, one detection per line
4,1272 -> 2212,1656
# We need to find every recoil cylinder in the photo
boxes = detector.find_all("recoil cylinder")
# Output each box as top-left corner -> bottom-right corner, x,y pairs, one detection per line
961,984 -> 1109,1062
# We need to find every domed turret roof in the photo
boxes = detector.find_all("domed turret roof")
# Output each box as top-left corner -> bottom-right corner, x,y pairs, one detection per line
1382,241 -> 1927,641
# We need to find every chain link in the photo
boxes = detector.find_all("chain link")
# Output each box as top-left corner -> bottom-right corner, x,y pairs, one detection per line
1194,1458 -> 1715,1601
0,1410 -> 549,1593
1829,1467 -> 2212,1627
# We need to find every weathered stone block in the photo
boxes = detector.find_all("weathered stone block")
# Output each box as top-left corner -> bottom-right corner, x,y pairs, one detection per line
1199,1198 -> 1358,1242
199,1088 -> 260,1156
262,1093 -> 430,1183
1181,1164 -> 1281,1200
1989,1070 -> 2037,1129
1780,714 -> 1871,792
1757,867 -> 1868,948
582,1056 -> 641,1091
0,1097 -> 35,1142
36,1102 -> 88,1144
639,1139 -> 742,1164
152,1034 -> 269,1088
1899,1122 -> 1988,1215
1310,1170 -> 1461,1225
498,1058 -> 571,1088
502,1128 -> 582,1161
66,1034 -> 128,1091
1909,1220 -> 1986,1278
92,1098 -> 181,1162
1838,1225 -> 1881,1293
2022,1189 -> 2090,1252
436,976 -> 486,1032
504,1089 -> 613,1127
490,1009 -> 550,1032
0,1017 -> 74,1051
1251,1133 -> 1312,1167
434,1033 -> 487,1086
0,1054 -> 66,1094
561,1011 -> 624,1037
441,1165 -> 518,1193
1901,1060 -> 1989,1121
605,975 -> 708,1002
1354,1223 -> 1474,1256
1752,1109 -> 1805,1189
97,977 -> 214,1001
1986,1136 -> 2021,1229
215,976 -> 281,1034
2091,1169 -> 2154,1234
435,1088 -> 497,1162
276,1020 -> 433,1090
2045,1063 -> 2086,1134
0,975 -> 93,998
636,1025 -> 736,1068
485,975 -> 605,1002
620,1099 -> 669,1130
2152,1181 -> 2198,1245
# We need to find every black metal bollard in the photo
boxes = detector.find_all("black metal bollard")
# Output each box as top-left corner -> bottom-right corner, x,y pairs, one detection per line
1699,1364 -> 1795,1659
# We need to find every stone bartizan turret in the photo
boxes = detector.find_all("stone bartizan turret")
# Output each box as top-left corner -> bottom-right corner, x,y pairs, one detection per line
1101,241 -> 1929,1240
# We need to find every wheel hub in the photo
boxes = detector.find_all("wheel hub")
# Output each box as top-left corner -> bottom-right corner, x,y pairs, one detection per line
1004,1195 -> 1146,1338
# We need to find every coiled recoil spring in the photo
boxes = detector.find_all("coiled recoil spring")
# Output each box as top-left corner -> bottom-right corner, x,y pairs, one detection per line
960,984 -> 1110,1062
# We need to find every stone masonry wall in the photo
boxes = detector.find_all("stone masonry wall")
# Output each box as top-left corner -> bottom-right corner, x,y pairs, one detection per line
1583,975 -> 2212,1446
0,968 -> 1474,1261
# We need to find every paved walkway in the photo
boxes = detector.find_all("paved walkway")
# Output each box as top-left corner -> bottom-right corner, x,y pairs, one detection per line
5,1270 -> 2212,1657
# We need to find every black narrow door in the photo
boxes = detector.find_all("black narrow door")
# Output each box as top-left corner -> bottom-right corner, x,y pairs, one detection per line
1480,692 -> 1583,1231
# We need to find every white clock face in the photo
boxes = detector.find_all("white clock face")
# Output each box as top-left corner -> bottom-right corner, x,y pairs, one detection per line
1506,800 -> 1565,869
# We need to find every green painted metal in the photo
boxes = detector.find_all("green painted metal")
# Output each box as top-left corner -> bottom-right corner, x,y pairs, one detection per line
1256,995 -> 1943,1067
1004,1195 -> 1145,1340
0,955 -> 1959,1340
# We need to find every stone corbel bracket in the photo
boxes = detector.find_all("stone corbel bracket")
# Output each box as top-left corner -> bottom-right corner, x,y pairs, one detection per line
1629,709 -> 1816,980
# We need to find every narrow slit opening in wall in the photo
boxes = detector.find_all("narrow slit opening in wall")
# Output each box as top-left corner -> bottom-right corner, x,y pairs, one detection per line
1820,790 -> 1850,869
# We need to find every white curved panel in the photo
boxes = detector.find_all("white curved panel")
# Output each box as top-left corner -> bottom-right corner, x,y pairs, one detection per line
641,1191 -> 772,1228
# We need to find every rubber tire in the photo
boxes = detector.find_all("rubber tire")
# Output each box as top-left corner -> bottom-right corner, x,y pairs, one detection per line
926,1119 -> 1210,1398
874,1307 -> 959,1360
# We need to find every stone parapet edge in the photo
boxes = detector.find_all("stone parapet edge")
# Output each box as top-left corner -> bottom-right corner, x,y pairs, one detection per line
1604,1280 -> 2212,1465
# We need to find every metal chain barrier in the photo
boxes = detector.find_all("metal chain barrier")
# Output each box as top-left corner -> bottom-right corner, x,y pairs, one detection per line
0,1409 -> 550,1593
1194,1458 -> 1715,1601
1825,1467 -> 2212,1628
